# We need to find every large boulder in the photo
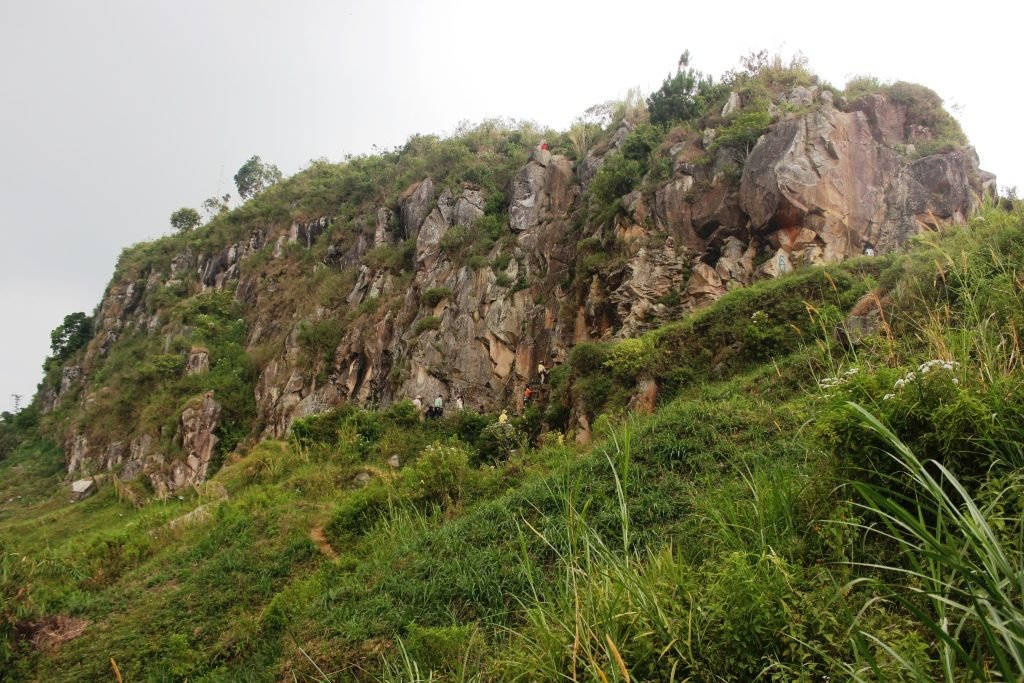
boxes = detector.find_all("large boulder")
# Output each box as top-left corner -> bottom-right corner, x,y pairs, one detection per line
179,391 -> 222,488
740,103 -> 978,265
400,178 -> 434,239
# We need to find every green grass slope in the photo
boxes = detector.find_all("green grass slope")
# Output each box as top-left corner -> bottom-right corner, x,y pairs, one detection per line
3,202 -> 1023,681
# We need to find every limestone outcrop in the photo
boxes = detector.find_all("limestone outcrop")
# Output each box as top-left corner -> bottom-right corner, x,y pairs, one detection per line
41,87 -> 992,494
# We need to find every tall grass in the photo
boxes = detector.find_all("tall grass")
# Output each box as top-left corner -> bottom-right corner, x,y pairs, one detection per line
844,403 -> 1024,682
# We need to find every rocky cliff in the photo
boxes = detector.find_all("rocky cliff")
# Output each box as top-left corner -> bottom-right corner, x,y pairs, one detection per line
37,77 -> 993,497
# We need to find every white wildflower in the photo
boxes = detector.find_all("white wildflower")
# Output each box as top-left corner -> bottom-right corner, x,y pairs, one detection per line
894,379 -> 905,389
882,393 -> 895,401
952,378 -> 959,385
844,368 -> 859,376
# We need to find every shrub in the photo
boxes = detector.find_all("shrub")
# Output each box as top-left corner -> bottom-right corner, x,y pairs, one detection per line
647,50 -> 718,125
621,123 -> 664,162
439,225 -> 470,256
365,239 -> 415,272
401,442 -> 473,509
714,110 -> 772,155
420,287 -> 453,308
290,406 -> 353,448
603,337 -> 655,380
0,544 -> 37,672
885,81 -> 966,146
569,342 -> 610,374
818,361 -> 1018,488
382,400 -> 420,428
297,318 -> 344,371
412,316 -> 441,336
475,422 -> 527,465
588,153 -> 643,206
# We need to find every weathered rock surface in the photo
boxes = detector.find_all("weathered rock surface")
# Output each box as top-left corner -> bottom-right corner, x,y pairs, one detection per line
44,91 -> 993,491
740,101 -> 980,262
186,348 -> 210,375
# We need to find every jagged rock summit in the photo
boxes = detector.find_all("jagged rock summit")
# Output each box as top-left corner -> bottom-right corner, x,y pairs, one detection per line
36,69 -> 993,497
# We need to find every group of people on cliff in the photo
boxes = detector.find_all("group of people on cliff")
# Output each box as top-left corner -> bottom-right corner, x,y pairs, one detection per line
412,392 -> 465,419
410,358 -> 555,420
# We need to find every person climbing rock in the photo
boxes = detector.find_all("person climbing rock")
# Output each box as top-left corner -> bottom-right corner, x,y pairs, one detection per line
523,385 -> 533,407
498,409 -> 508,424
412,395 -> 422,411
537,361 -> 548,385
432,393 -> 444,418
455,392 -> 465,411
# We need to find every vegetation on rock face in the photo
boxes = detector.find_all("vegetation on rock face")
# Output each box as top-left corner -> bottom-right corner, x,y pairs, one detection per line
1,51 -> 1003,681
3,199 -> 1021,681
47,312 -> 92,365
646,49 -> 723,126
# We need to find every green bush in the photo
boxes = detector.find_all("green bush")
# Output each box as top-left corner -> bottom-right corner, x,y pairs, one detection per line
297,319 -> 344,367
365,239 -> 416,272
569,342 -> 610,374
818,362 -> 1019,488
647,50 -> 719,125
714,110 -> 772,154
420,287 -> 453,308
474,421 -> 527,465
383,400 -> 420,428
0,544 -> 37,672
412,316 -> 441,336
355,296 -> 380,317
603,337 -> 655,380
439,225 -> 470,256
401,442 -> 473,509
621,123 -> 664,162
588,152 -> 643,206
290,406 -> 353,448
135,353 -> 185,382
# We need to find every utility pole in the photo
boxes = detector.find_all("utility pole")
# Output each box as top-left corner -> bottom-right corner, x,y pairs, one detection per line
10,394 -> 22,412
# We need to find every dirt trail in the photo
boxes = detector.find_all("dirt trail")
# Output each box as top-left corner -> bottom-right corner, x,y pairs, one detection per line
309,526 -> 339,560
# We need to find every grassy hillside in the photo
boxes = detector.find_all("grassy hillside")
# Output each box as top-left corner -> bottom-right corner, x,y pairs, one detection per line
3,201 -> 1022,681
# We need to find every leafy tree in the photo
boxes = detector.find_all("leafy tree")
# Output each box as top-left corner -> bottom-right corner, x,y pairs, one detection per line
234,155 -> 283,200
201,194 -> 232,220
589,152 -> 643,205
715,110 -> 772,155
49,312 -> 92,362
169,207 -> 202,233
647,50 -> 718,125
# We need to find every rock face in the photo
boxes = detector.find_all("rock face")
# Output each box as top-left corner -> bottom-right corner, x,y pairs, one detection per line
186,348 -> 210,375
740,97 -> 982,261
43,89 -> 992,492
179,392 -> 222,489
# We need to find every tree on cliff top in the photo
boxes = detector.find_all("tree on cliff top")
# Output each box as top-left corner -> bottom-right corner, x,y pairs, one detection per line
49,312 -> 92,362
647,50 -> 719,125
169,207 -> 202,233
234,155 -> 282,200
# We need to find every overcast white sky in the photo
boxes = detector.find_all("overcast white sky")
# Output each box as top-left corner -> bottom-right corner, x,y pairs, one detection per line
1,0 -> 1020,411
